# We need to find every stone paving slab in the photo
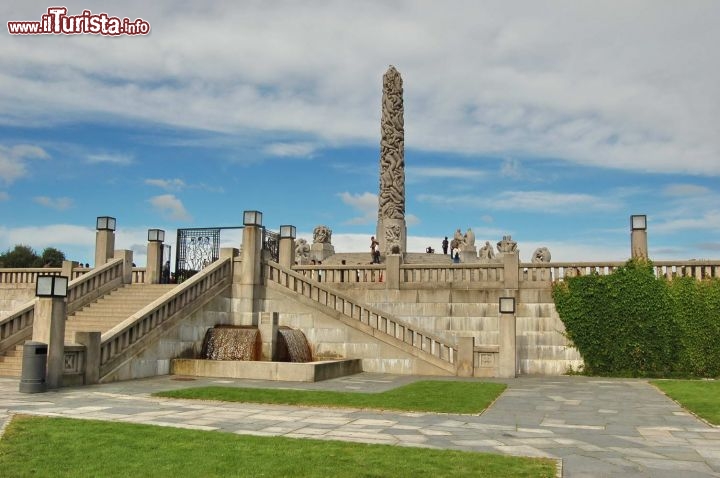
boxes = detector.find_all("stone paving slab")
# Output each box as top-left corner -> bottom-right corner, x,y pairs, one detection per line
0,374 -> 719,477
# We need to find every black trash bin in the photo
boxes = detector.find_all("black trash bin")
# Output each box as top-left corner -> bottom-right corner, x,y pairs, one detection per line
19,341 -> 47,393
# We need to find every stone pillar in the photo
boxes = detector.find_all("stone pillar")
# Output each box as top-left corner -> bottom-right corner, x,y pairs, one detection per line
114,250 -> 134,284
258,312 -> 279,361
457,336 -> 474,377
239,225 -> 262,313
61,260 -> 76,280
75,331 -> 100,385
498,295 -> 517,378
502,251 -> 520,289
95,229 -> 115,268
279,237 -> 294,268
631,230 -> 648,260
385,253 -> 402,290
376,66 -> 407,255
33,297 -> 66,389
146,240 -> 163,284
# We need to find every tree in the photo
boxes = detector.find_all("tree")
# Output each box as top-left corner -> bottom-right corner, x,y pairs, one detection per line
40,247 -> 65,267
0,245 -> 68,268
0,245 -> 42,267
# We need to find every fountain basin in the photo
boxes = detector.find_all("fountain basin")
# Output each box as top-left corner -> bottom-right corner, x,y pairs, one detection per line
170,358 -> 362,382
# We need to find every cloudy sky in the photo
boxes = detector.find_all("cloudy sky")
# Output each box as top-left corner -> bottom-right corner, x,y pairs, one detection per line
1,1 -> 719,266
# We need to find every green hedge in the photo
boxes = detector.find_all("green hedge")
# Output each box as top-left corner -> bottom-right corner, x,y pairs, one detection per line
552,260 -> 720,377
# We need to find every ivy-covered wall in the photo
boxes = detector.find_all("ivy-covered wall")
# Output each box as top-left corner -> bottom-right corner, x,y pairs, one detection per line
553,260 -> 720,377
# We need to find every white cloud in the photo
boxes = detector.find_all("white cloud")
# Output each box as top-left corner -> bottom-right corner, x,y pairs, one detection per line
263,142 -> 317,157
148,194 -> 191,221
662,184 -> 711,197
145,178 -> 186,192
33,196 -> 73,210
0,144 -> 50,183
1,3 -> 718,175
500,158 -> 522,179
86,153 -> 133,165
418,190 -> 619,213
338,191 -> 378,225
408,167 -> 486,180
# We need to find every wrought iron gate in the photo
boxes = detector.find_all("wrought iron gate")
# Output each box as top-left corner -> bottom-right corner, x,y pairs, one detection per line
175,226 -> 279,282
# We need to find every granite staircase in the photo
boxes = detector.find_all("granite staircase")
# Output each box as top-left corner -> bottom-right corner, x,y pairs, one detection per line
0,284 -> 175,377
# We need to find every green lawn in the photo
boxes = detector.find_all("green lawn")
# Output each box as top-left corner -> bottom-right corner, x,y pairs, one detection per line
154,380 -> 506,414
0,415 -> 556,477
651,379 -> 720,425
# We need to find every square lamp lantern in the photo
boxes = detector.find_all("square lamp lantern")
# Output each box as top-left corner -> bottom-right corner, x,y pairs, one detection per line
279,225 -> 296,239
243,210 -> 263,226
148,229 -> 165,242
631,214 -> 647,231
36,275 -> 69,298
499,297 -> 516,314
96,216 -> 116,231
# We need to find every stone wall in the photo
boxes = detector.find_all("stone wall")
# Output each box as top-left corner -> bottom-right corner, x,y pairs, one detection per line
0,284 -> 35,317
100,293 -> 233,382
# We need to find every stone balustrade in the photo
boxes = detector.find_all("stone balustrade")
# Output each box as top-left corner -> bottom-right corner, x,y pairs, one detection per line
0,268 -> 61,284
267,261 -> 457,370
401,263 -> 505,285
98,257 -> 232,379
132,267 -> 146,284
0,300 -> 35,356
67,258 -> 126,315
293,264 -> 385,284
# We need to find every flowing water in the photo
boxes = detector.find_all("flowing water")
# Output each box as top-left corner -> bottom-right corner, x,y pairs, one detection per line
277,327 -> 313,363
201,326 -> 261,361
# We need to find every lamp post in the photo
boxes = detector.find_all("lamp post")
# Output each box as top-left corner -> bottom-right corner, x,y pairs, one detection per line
498,296 -> 516,378
146,229 -> 166,284
33,275 -> 68,389
278,225 -> 296,268
630,214 -> 648,260
94,216 -> 116,267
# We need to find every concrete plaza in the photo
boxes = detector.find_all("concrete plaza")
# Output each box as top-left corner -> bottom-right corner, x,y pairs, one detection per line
1,374 -> 719,477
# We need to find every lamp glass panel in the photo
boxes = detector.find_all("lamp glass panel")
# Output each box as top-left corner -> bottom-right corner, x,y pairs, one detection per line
54,277 -> 68,297
243,210 -> 262,226
36,276 -> 53,296
499,297 -> 515,314
631,215 -> 646,230
96,216 -> 108,230
107,217 -> 116,231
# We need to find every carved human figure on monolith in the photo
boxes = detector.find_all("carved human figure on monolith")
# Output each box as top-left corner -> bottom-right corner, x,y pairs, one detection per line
376,66 -> 406,255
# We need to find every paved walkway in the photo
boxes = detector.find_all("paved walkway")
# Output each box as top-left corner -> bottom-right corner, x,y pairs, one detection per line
1,374 -> 719,477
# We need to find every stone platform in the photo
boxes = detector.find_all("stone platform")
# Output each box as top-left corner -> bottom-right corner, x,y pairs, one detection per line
170,358 -> 362,382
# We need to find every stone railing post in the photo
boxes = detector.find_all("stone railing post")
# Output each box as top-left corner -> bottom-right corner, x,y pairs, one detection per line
239,224 -> 262,313
114,250 -> 134,284
258,311 -> 279,361
498,295 -> 517,378
503,251 -> 519,289
145,234 -> 164,284
75,331 -> 100,385
61,260 -> 76,279
33,296 -> 66,389
94,217 -> 116,268
385,254 -> 402,289
457,336 -> 474,377
278,226 -> 295,269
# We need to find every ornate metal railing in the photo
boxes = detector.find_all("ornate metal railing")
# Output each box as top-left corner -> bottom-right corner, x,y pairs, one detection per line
266,261 -> 456,372
99,257 -> 232,379
262,228 -> 280,263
